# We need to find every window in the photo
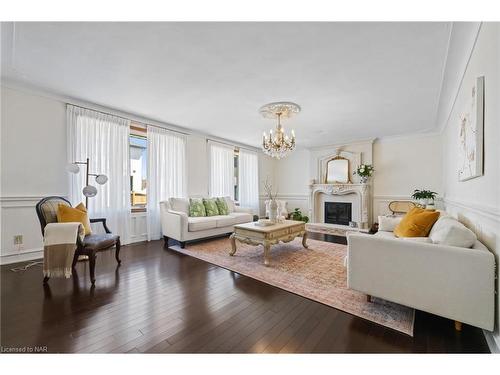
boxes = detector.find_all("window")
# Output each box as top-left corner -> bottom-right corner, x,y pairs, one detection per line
130,131 -> 148,210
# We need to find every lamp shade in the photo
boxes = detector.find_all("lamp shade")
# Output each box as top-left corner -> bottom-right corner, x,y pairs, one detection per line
66,163 -> 80,174
95,174 -> 108,185
82,185 -> 98,198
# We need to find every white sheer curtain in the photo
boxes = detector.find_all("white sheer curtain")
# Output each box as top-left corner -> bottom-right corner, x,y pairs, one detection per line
147,125 -> 186,240
209,141 -> 234,199
67,105 -> 131,244
238,149 -> 259,212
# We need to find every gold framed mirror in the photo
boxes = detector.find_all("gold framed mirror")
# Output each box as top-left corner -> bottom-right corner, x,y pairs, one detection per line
325,156 -> 350,184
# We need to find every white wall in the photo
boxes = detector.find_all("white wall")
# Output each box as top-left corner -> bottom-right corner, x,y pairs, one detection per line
440,23 -> 500,349
373,134 -> 443,218
0,85 -> 274,263
1,87 -> 68,263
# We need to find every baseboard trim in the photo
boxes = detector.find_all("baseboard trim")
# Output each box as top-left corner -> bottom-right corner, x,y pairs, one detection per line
1,248 -> 43,265
483,330 -> 500,353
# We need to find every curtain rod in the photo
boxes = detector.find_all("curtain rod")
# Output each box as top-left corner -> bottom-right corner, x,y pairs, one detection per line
207,138 -> 258,153
67,103 -> 190,136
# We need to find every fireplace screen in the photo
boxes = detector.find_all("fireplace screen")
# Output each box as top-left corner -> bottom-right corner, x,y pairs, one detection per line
324,202 -> 352,226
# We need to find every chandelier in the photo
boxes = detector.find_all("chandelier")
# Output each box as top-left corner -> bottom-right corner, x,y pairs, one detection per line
260,101 -> 300,159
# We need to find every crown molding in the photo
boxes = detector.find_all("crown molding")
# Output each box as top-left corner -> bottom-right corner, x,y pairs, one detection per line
434,22 -> 482,134
307,138 -> 376,151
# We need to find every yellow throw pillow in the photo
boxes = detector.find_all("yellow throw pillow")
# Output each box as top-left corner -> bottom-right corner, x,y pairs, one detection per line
57,203 -> 92,235
393,207 -> 440,238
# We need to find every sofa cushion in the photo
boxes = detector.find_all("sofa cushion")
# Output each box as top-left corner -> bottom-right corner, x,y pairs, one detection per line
84,233 -> 119,250
214,215 -> 236,228
229,212 -> 253,224
378,215 -> 402,232
429,217 -> 477,248
187,216 -> 218,232
170,198 -> 190,215
374,231 -> 396,239
215,197 -> 230,215
394,207 -> 440,237
203,198 -> 220,216
189,198 -> 206,217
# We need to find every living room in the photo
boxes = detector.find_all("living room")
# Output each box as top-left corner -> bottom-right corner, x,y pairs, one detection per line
1,0 -> 500,372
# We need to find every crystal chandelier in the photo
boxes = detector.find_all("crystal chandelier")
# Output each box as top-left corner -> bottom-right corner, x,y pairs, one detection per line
260,101 -> 300,159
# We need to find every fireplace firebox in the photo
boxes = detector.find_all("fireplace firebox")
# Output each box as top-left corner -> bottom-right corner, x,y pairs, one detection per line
324,202 -> 352,226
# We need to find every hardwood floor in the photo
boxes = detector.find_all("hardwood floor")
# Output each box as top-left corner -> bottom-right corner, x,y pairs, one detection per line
0,233 -> 490,353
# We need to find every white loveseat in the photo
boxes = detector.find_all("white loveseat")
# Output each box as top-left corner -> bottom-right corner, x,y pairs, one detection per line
347,213 -> 495,331
160,197 -> 254,248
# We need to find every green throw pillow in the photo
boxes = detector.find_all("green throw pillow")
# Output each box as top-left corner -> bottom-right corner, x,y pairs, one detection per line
215,197 -> 229,215
189,198 -> 206,217
203,198 -> 220,216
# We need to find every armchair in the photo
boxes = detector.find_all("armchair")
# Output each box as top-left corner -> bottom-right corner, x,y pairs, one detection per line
36,196 -> 121,285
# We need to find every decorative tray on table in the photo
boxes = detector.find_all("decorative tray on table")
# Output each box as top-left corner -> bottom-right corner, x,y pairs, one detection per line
254,219 -> 274,227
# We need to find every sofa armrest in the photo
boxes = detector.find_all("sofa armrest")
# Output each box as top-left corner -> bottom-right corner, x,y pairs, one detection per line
160,207 -> 188,241
347,234 -> 495,330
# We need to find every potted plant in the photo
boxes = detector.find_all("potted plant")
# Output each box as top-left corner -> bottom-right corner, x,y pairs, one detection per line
411,189 -> 437,208
291,208 -> 309,223
353,164 -> 374,183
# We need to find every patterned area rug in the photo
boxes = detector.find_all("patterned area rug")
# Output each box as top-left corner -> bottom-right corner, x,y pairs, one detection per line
170,237 -> 415,336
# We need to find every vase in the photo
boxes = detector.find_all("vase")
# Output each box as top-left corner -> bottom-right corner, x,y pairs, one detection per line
418,198 -> 429,207
269,199 -> 278,223
360,176 -> 368,184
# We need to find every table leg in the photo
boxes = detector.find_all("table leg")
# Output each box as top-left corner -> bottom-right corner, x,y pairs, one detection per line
302,232 -> 309,249
229,233 -> 237,256
263,242 -> 271,266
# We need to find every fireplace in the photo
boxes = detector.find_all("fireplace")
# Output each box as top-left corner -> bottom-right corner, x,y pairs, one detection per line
324,202 -> 352,226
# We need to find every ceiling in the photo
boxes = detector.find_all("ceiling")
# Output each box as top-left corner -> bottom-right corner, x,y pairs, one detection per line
1,22 -> 451,148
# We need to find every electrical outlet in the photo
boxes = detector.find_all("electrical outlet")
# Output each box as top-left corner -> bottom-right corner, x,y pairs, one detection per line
14,235 -> 23,245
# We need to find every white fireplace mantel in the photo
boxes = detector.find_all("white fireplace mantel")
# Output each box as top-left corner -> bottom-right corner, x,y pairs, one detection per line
309,183 -> 370,229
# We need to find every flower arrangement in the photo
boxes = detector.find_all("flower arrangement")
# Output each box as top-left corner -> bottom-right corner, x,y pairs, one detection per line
353,164 -> 374,183
263,177 -> 278,201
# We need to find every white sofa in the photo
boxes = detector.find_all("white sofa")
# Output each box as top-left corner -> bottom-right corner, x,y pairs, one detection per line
347,214 -> 495,331
160,197 -> 254,248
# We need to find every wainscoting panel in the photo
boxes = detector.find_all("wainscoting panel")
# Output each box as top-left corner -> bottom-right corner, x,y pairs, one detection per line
1,195 -> 148,264
130,212 -> 148,243
0,195 -> 64,264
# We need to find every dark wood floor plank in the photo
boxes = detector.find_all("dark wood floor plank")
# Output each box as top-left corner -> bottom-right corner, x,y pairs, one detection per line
1,233 -> 490,353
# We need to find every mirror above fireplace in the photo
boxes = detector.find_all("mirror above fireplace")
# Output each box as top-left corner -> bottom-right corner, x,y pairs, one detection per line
325,156 -> 350,184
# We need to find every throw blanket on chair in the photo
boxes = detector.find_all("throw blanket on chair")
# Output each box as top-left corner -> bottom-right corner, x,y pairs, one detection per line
43,222 -> 84,278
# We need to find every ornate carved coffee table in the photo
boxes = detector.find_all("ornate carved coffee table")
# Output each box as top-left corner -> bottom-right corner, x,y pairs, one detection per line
229,220 -> 308,266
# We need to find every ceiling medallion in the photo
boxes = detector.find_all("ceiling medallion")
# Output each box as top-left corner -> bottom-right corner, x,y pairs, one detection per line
260,101 -> 300,159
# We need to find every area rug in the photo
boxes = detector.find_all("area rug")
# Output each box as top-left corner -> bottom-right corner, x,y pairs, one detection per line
170,237 -> 415,336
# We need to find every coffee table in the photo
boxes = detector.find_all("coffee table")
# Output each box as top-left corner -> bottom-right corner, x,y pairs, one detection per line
229,220 -> 308,266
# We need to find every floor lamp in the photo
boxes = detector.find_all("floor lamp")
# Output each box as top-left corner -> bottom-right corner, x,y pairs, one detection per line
67,158 -> 108,207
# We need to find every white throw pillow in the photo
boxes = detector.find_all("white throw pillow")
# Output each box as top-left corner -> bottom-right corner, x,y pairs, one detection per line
378,215 -> 403,232
429,217 -> 477,248
169,198 -> 190,214
223,196 -> 235,213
